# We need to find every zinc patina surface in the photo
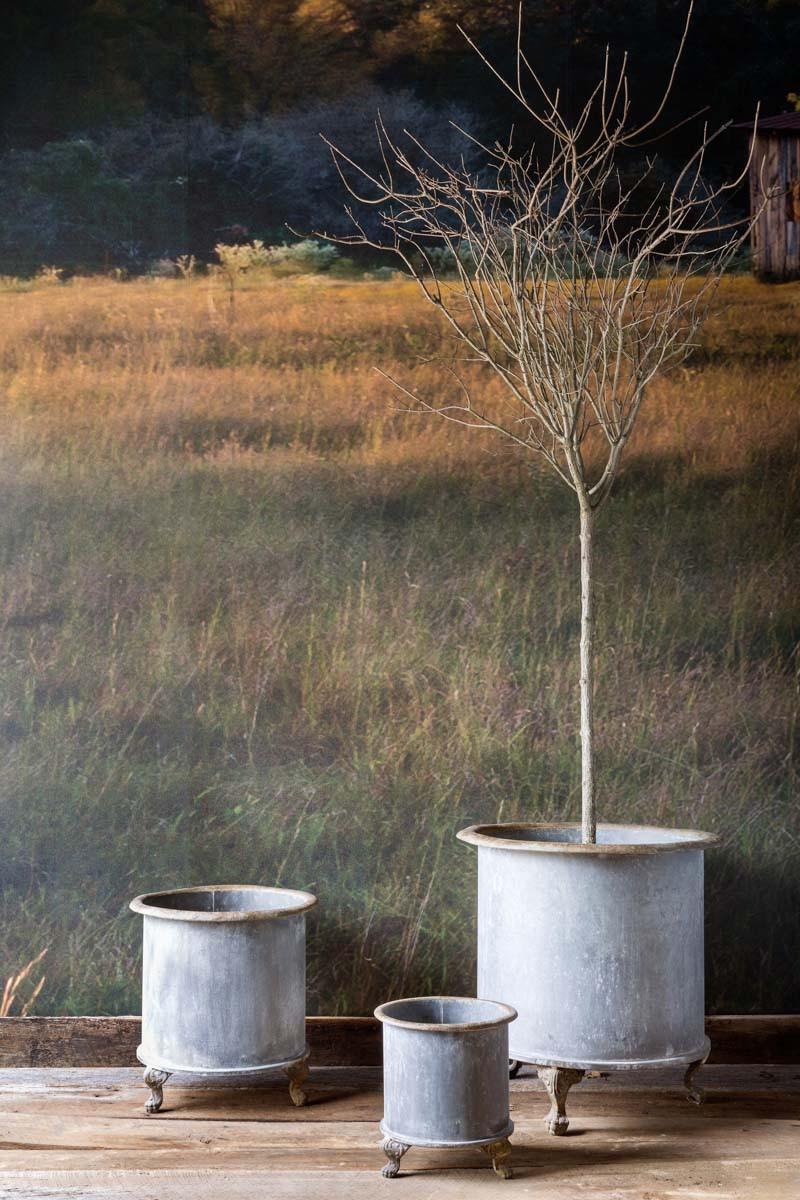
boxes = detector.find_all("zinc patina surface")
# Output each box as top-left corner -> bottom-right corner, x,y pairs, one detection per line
375,997 -> 516,1178
130,885 -> 316,1110
458,824 -> 717,1076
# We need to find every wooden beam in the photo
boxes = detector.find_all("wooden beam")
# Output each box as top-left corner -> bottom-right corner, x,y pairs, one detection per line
0,1014 -> 796,1069
0,1016 -> 382,1069
705,1016 -> 800,1066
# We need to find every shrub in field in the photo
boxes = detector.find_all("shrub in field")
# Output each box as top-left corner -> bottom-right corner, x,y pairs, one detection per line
35,266 -> 64,285
0,274 -> 32,292
264,239 -> 340,276
419,243 -> 476,278
367,265 -> 404,282
149,257 -> 180,278
215,238 -> 341,306
215,239 -> 271,277
214,240 -> 271,314
175,254 -> 197,279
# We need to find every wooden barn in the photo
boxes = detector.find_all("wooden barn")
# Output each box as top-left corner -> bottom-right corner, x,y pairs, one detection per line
742,112 -> 800,281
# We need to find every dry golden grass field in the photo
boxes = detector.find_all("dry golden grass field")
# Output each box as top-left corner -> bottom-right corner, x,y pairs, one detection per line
0,272 -> 798,1015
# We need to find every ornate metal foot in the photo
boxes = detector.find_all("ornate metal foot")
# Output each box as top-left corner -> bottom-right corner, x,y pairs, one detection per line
143,1066 -> 171,1113
381,1136 -> 410,1178
480,1137 -> 513,1179
684,1051 -> 709,1105
508,1059 -> 522,1079
537,1065 -> 585,1136
286,1056 -> 310,1107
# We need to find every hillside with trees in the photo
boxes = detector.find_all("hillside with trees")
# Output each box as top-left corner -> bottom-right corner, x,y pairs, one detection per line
0,0 -> 797,272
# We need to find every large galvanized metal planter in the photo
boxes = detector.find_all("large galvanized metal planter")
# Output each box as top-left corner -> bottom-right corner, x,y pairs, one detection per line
375,996 -> 516,1179
457,822 -> 718,1133
130,884 -> 317,1112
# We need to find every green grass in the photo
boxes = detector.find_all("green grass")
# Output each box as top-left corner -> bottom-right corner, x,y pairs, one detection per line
0,274 -> 797,1015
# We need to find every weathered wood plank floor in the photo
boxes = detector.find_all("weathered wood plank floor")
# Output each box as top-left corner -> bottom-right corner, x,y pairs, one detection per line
0,1064 -> 797,1199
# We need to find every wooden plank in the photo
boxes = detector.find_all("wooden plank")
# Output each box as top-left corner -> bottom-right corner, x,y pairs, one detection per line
0,1019 -> 140,1071
0,1066 -> 796,1199
0,1014 -> 797,1069
706,1015 -> 800,1065
787,136 -> 800,275
0,1065 -> 797,1120
306,1016 -> 381,1067
1,1075 -> 798,1130
0,1106 -> 798,1170
2,1166 -> 799,1200
0,1017 -> 381,1070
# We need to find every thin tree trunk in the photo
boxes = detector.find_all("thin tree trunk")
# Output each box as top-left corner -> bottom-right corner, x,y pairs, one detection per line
579,501 -> 596,844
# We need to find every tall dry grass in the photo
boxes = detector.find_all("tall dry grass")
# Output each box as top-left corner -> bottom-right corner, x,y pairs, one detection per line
0,272 -> 797,1014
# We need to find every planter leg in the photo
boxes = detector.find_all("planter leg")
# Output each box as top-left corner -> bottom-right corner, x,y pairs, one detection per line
684,1052 -> 709,1105
381,1136 -> 410,1178
537,1066 -> 585,1136
286,1056 -> 310,1107
508,1059 -> 522,1079
143,1066 -> 171,1113
481,1138 -> 513,1179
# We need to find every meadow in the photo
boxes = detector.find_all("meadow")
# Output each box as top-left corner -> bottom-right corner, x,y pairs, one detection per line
0,271 -> 797,1016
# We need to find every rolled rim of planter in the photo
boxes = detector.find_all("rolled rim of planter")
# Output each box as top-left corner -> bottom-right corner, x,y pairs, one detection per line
129,883 -> 318,921
375,996 -> 517,1032
456,821 -> 719,854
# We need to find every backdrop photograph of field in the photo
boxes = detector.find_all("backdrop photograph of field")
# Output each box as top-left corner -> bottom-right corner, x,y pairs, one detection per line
1,0 -> 799,1025
0,270 -> 797,1016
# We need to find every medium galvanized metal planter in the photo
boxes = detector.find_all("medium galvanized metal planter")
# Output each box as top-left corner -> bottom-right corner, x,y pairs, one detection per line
375,996 -> 516,1179
130,884 -> 317,1112
457,822 -> 718,1134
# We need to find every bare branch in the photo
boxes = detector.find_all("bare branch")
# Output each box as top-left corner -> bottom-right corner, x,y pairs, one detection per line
319,7 -> 760,841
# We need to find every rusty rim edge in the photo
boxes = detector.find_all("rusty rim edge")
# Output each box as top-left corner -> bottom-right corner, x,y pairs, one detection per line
129,883 -> 318,921
375,996 -> 518,1032
456,822 -> 719,854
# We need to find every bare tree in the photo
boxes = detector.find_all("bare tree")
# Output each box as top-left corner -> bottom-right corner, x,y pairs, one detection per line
322,3 -> 758,843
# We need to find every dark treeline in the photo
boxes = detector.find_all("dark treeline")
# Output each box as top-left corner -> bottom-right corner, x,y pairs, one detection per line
1,1 -> 797,273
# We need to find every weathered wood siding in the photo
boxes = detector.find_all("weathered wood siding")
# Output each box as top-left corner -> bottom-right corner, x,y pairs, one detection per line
0,1013 -> 798,1068
750,131 -> 800,280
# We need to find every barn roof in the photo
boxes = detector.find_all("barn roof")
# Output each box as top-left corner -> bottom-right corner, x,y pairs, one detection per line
734,112 -> 800,132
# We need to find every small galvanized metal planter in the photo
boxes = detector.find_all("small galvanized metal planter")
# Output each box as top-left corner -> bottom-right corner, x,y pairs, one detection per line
457,822 -> 718,1135
130,884 -> 317,1113
375,996 -> 516,1180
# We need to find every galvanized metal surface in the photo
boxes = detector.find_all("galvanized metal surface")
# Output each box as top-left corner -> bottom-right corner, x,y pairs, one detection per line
457,824 -> 715,1072
130,885 -> 316,1080
375,997 -> 516,1149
